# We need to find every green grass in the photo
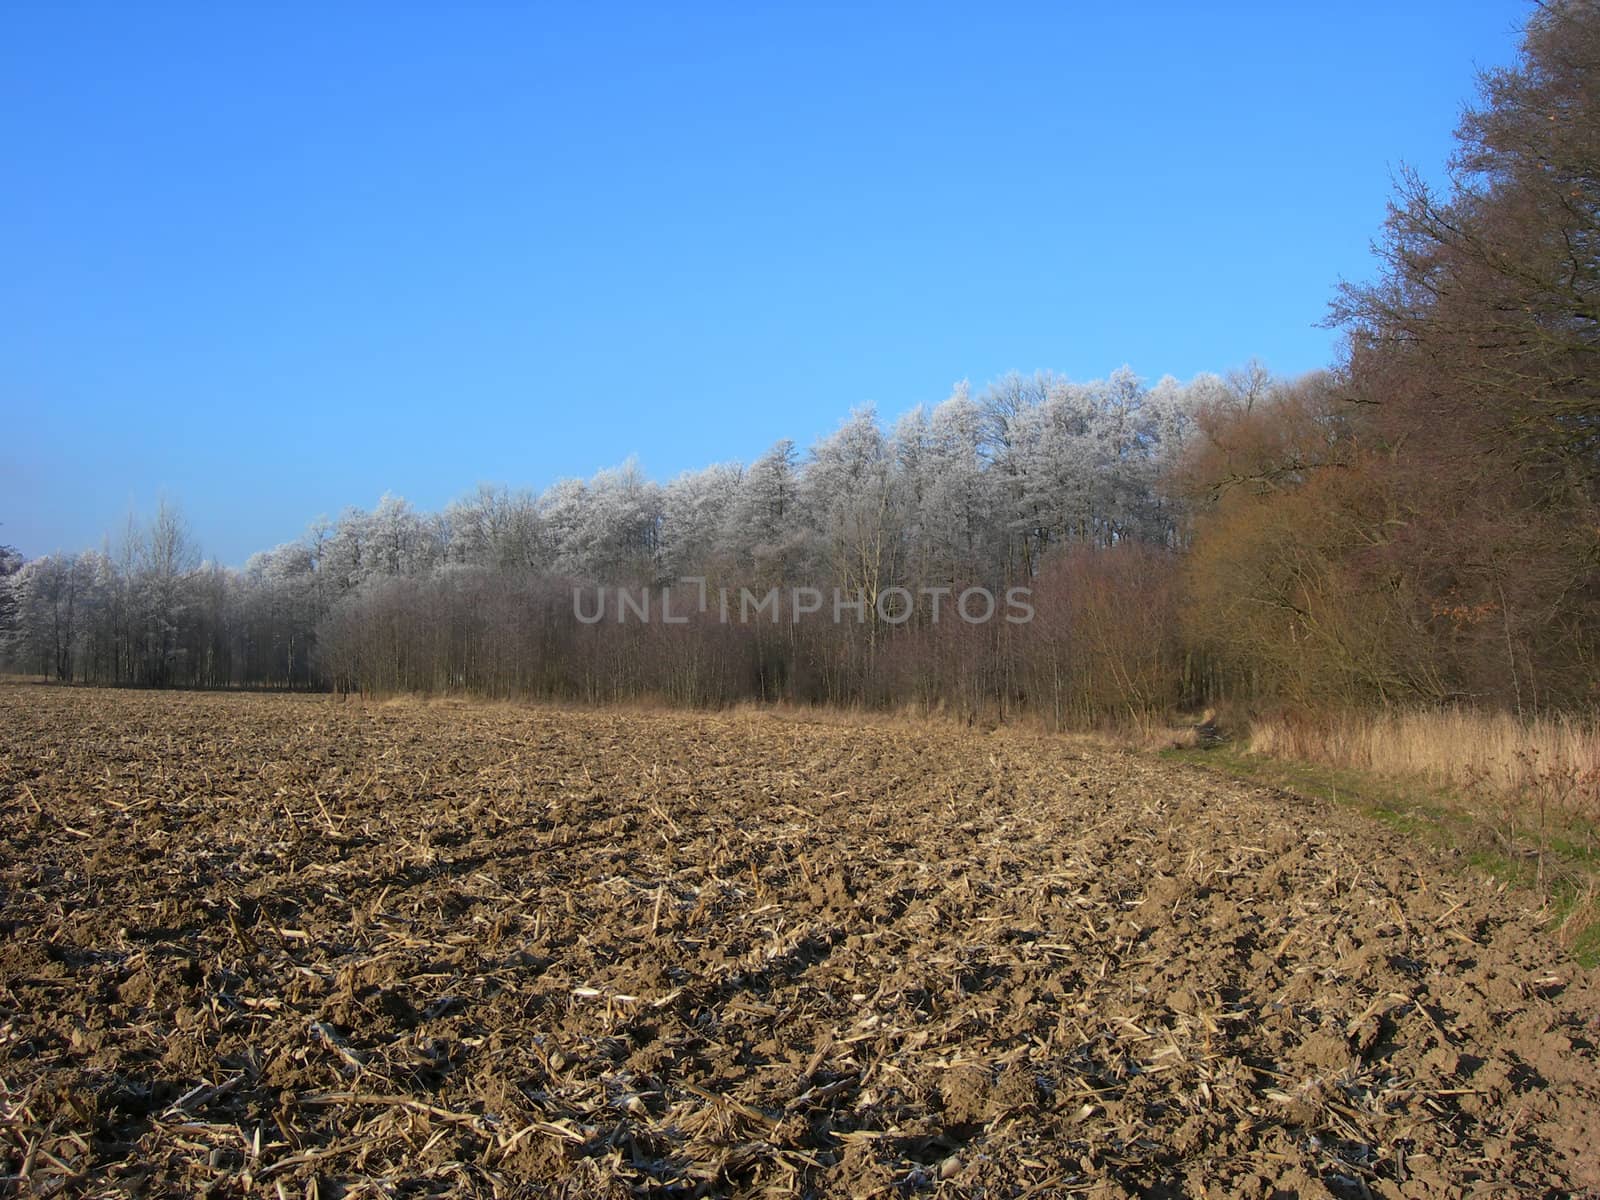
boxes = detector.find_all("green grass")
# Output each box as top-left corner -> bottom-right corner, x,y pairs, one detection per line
1161,744 -> 1600,968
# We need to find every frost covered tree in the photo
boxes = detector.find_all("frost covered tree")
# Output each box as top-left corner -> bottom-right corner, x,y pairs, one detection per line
659,463 -> 742,577
366,493 -> 439,579
0,543 -> 21,648
799,407 -> 904,617
443,484 -> 547,573
128,500 -> 200,685
242,541 -> 321,685
722,439 -> 800,581
895,384 -> 1001,584
580,459 -> 663,582
9,553 -> 99,680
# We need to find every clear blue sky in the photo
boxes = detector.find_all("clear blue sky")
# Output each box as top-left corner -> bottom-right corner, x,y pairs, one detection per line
4,1 -> 1527,565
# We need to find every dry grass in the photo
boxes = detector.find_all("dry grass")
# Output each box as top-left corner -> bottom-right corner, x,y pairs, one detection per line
1240,708 -> 1600,961
1248,707 -> 1600,817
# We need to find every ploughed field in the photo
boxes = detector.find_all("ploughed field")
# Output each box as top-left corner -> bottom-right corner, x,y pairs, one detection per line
1,685 -> 1597,1199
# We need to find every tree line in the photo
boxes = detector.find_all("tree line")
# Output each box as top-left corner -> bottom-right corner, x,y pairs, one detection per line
0,369 -> 1210,723
5,0 -> 1596,724
1181,0 -> 1599,715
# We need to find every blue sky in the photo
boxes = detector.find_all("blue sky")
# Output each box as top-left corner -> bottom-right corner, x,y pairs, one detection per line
4,1 -> 1527,565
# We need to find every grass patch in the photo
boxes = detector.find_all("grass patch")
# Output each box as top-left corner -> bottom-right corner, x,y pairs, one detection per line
1162,744 -> 1600,968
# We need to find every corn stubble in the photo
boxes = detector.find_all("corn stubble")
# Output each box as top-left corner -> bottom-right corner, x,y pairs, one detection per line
1,685 -> 1597,1197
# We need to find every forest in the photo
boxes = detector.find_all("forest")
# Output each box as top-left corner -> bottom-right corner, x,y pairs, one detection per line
4,1 -> 1597,728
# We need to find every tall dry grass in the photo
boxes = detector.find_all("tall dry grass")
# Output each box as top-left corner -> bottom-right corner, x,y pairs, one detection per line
1248,708 -> 1600,818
